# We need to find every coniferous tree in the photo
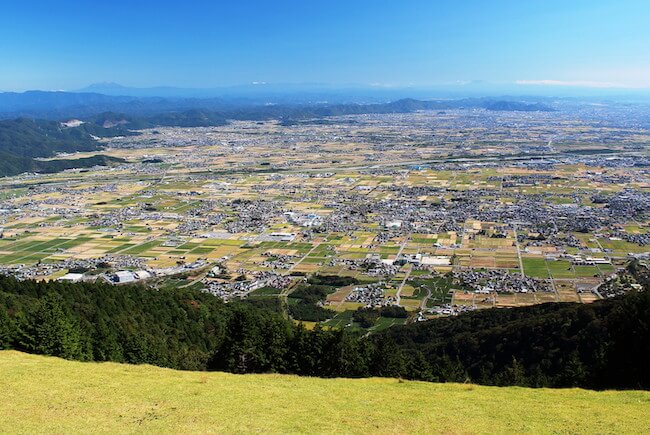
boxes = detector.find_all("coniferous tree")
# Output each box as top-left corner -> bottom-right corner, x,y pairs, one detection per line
20,293 -> 86,360
371,337 -> 406,378
558,352 -> 587,387
0,307 -> 14,349
497,356 -> 527,386
92,317 -> 124,362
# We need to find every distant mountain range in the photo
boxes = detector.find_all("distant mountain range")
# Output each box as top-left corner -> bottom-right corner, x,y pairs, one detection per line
0,88 -> 556,121
2,80 -> 648,118
74,81 -> 650,100
76,81 -> 314,98
0,90 -> 236,119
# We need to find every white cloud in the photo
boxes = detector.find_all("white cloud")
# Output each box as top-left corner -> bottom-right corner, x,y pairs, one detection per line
368,82 -> 400,88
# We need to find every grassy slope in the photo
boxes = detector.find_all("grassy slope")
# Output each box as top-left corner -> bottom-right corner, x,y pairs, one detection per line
1,351 -> 648,434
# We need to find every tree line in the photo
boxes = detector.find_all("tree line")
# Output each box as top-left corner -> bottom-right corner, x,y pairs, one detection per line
0,274 -> 648,389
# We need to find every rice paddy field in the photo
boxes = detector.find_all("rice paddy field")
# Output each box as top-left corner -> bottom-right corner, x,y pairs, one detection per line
1,350 -> 649,434
0,120 -> 648,330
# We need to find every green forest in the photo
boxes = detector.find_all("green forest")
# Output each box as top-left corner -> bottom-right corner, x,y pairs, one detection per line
0,272 -> 647,390
0,118 -> 128,176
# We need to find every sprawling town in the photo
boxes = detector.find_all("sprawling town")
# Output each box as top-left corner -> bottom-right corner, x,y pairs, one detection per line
1,107 -> 648,330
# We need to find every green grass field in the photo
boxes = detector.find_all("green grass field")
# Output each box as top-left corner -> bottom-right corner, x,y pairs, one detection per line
1,351 -> 648,433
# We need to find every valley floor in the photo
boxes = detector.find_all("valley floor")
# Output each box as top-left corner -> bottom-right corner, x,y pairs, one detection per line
0,350 -> 648,434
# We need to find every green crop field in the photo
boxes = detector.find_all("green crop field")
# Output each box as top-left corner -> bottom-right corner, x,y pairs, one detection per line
1,351 -> 648,434
522,257 -> 551,278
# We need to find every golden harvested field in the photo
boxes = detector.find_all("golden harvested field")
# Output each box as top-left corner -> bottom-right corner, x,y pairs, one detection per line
1,351 -> 649,434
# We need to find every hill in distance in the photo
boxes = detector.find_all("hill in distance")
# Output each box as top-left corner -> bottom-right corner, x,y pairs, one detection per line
0,118 -> 127,176
0,87 -> 556,120
1,350 -> 648,433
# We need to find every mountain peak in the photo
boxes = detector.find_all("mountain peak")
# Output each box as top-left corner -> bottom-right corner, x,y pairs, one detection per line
84,82 -> 128,90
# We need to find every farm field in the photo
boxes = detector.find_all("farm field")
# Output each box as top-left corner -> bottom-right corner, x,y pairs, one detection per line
0,114 -> 647,329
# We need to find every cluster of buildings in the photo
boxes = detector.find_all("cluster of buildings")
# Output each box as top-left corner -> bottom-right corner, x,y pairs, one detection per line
425,304 -> 477,316
202,271 -> 293,301
0,255 -> 147,282
284,212 -> 323,227
57,259 -> 208,285
345,283 -> 395,307
559,253 -> 612,266
455,269 -> 552,294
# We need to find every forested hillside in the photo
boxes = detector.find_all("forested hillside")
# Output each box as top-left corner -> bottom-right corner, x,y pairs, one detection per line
0,118 -> 129,176
0,273 -> 647,389
0,118 -> 128,158
378,292 -> 649,389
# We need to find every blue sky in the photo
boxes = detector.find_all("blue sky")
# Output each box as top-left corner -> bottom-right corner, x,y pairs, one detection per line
1,0 -> 649,91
